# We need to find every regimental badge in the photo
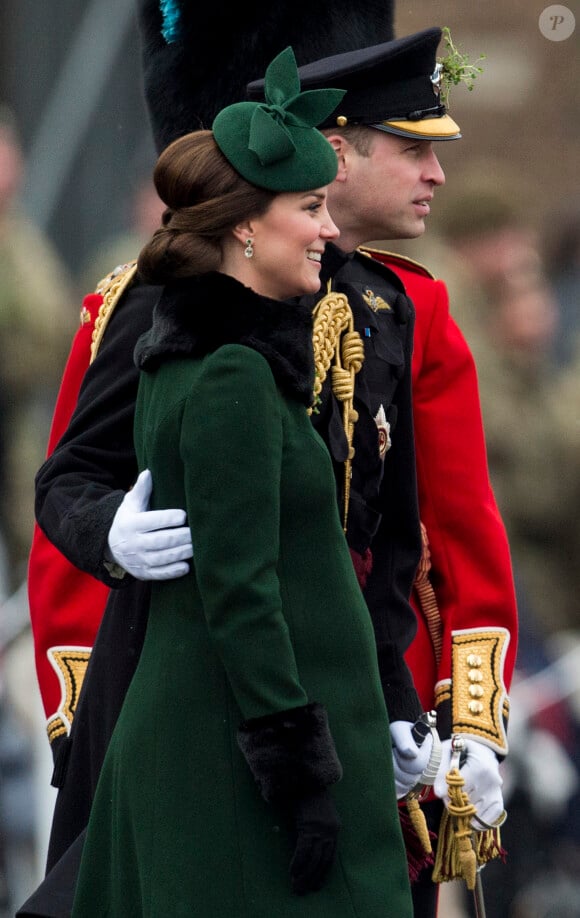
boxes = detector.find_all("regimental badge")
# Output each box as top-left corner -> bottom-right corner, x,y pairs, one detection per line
362,288 -> 391,312
431,62 -> 443,98
80,305 -> 91,326
374,404 -> 391,458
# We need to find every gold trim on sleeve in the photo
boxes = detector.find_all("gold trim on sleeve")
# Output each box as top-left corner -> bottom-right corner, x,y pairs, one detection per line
46,646 -> 91,744
451,628 -> 510,755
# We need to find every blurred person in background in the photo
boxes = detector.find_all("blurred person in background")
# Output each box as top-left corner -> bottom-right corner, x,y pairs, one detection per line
0,104 -> 76,592
545,203 -> 580,370
0,632 -> 37,918
0,103 -> 76,917
438,179 -> 575,641
77,166 -> 164,296
427,178 -> 580,917
540,202 -> 580,918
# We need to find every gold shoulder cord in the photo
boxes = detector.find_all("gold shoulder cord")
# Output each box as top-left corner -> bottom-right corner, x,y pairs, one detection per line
310,281 -> 364,531
90,260 -> 139,363
413,522 -> 444,660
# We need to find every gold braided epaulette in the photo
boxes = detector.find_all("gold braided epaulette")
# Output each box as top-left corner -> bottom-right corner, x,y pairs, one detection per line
450,628 -> 510,755
310,284 -> 364,532
90,260 -> 138,363
310,286 -> 355,412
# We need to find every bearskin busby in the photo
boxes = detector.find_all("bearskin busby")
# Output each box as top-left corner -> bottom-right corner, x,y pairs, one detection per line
137,0 -> 396,151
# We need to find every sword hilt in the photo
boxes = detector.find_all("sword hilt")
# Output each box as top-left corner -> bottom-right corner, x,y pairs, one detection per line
411,710 -> 436,746
408,710 -> 441,797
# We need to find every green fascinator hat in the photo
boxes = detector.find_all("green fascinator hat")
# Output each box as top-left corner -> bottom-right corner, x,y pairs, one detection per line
213,46 -> 345,192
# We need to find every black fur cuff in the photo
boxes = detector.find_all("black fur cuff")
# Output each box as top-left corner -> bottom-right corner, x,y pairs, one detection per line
237,702 -> 342,803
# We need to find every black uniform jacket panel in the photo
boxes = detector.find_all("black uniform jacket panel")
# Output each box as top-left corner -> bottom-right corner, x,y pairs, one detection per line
312,244 -> 422,722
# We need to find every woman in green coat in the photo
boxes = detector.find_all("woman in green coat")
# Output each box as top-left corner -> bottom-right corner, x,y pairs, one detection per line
71,47 -> 413,918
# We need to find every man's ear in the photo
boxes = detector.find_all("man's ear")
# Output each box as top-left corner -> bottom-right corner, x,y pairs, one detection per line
325,133 -> 348,181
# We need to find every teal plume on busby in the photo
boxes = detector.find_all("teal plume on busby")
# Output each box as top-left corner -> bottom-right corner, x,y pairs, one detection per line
138,0 -> 395,151
158,0 -> 181,43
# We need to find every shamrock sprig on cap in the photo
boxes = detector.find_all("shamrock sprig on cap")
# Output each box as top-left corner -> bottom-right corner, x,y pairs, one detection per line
438,27 -> 485,106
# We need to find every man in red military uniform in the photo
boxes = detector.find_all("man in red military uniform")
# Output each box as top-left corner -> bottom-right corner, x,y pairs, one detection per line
23,8 -> 517,918
375,249 -> 516,726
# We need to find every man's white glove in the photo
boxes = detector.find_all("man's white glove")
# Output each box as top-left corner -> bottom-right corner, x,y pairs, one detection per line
107,469 -> 193,580
390,720 -> 435,799
434,737 -> 505,829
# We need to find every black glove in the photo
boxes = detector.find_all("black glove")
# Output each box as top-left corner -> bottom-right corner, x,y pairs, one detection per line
289,789 -> 341,895
236,703 -> 343,895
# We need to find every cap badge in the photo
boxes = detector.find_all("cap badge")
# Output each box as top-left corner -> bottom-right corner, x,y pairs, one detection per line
430,63 -> 443,98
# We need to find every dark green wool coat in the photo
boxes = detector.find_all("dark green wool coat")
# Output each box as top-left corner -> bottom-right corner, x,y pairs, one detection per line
72,272 -> 412,917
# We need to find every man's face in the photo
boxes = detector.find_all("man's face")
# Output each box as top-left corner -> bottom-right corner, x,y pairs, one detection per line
328,129 -> 446,248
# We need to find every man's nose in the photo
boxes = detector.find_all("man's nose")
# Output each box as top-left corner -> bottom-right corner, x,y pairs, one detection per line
425,151 -> 445,186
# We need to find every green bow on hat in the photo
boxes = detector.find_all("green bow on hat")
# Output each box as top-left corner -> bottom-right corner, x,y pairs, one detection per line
213,46 -> 345,192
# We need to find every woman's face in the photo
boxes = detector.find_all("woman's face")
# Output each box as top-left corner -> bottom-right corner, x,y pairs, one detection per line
241,188 -> 339,300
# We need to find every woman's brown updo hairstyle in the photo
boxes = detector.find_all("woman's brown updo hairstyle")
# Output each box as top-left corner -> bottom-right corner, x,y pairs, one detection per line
138,130 -> 276,284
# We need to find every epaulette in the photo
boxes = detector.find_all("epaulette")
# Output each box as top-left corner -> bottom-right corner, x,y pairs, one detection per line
343,248 -> 407,303
358,245 -> 436,280
90,260 -> 139,363
311,281 -> 364,534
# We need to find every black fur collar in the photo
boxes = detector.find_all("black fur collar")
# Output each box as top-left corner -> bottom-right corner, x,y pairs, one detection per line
135,272 -> 315,407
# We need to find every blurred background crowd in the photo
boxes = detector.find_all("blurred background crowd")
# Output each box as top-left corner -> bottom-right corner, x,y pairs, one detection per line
0,1 -> 579,915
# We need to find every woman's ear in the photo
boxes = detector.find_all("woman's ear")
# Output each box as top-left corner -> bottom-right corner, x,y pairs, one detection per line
232,221 -> 254,247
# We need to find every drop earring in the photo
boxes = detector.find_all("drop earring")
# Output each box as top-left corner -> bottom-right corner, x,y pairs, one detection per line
244,237 -> 254,259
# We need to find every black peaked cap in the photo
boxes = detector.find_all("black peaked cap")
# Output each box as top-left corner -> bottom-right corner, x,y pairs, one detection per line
247,27 -> 461,140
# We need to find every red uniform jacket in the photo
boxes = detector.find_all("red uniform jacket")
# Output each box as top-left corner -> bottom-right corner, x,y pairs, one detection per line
366,248 -> 517,753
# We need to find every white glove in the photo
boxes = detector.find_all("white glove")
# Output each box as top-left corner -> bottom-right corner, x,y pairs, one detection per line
434,737 -> 505,829
390,720 -> 435,799
107,469 -> 193,580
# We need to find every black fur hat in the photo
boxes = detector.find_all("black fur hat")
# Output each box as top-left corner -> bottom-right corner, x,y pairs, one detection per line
137,0 -> 395,152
